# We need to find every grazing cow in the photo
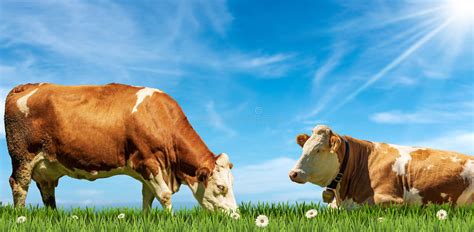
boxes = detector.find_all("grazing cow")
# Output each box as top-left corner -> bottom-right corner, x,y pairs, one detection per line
289,125 -> 474,208
4,83 -> 237,212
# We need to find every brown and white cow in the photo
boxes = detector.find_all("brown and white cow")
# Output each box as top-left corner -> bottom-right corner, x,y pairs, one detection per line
4,83 -> 237,212
289,125 -> 474,208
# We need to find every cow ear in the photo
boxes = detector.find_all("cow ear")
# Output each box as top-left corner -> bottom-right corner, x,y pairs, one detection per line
196,167 -> 211,186
216,153 -> 230,167
330,134 -> 342,153
296,134 -> 310,147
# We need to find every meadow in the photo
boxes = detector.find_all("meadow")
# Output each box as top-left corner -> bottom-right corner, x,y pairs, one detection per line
0,202 -> 472,232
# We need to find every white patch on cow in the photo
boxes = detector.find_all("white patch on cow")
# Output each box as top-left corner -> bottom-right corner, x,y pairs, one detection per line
291,127 -> 340,186
132,87 -> 163,113
403,188 -> 423,205
457,159 -> 474,205
450,156 -> 462,163
144,170 -> 173,210
31,151 -> 143,185
16,89 -> 38,117
328,199 -> 340,210
390,145 -> 417,176
440,193 -> 448,198
188,154 -> 238,213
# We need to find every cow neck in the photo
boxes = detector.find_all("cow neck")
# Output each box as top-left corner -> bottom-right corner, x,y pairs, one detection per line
335,136 -> 374,202
174,118 -> 216,179
326,136 -> 350,191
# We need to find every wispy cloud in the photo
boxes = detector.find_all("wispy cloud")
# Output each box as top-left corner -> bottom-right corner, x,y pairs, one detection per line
233,157 -> 295,195
240,54 -> 291,68
370,102 -> 474,124
232,53 -> 297,77
371,111 -> 433,124
233,157 -> 322,202
312,49 -> 344,86
205,101 -> 237,137
329,19 -> 453,114
0,0 -> 296,80
422,69 -> 448,79
298,1 -> 469,119
0,87 -> 10,136
389,76 -> 417,87
410,131 -> 474,155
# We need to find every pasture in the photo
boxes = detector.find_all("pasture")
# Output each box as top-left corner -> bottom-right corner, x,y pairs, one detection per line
0,202 -> 472,231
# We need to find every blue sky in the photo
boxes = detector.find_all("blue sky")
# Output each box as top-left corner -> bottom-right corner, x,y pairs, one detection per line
0,0 -> 473,208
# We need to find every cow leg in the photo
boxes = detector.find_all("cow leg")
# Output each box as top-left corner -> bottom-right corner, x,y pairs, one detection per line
144,172 -> 173,211
374,193 -> 403,206
142,184 -> 154,212
9,165 -> 33,207
35,180 -> 58,209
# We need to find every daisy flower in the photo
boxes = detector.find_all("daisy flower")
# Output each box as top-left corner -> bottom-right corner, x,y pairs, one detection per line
436,209 -> 447,220
16,216 -> 27,224
255,215 -> 269,228
230,212 -> 240,220
377,217 -> 384,222
305,209 -> 318,219
117,213 -> 126,219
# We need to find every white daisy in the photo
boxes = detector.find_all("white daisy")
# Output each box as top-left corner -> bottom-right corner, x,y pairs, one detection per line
71,215 -> 79,220
305,209 -> 318,219
230,212 -> 240,220
255,215 -> 269,228
16,216 -> 27,224
377,217 -> 384,222
117,213 -> 126,219
436,209 -> 447,220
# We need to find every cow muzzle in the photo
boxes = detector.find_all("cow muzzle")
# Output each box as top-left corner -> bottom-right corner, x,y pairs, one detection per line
289,170 -> 307,184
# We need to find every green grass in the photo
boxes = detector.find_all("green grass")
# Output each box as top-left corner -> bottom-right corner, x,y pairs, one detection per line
0,203 -> 472,231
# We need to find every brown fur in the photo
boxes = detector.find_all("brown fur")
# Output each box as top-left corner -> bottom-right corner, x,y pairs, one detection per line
4,83 -> 218,207
296,132 -> 473,206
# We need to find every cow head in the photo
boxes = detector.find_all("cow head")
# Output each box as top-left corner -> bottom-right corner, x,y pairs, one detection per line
189,153 -> 238,213
289,125 -> 342,186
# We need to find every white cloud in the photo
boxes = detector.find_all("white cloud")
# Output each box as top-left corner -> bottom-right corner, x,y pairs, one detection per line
312,50 -> 344,85
303,84 -> 340,119
240,54 -> 292,68
232,53 -> 296,77
0,1 -> 149,64
390,76 -> 417,87
0,87 -> 10,136
205,101 -> 236,137
371,106 -> 474,124
329,20 -> 451,114
233,157 -> 295,195
371,111 -> 436,124
233,157 -> 322,202
411,131 -> 474,155
0,0 -> 296,79
0,104 -> 4,137
422,70 -> 448,79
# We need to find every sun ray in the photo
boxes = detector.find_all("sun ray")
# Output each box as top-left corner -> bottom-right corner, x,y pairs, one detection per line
327,18 -> 454,115
376,16 -> 443,49
373,5 -> 445,29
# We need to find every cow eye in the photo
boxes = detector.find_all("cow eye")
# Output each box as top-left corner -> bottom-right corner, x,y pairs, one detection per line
217,185 -> 227,193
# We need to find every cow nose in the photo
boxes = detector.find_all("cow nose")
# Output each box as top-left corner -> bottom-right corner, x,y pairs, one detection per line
289,171 -> 298,180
